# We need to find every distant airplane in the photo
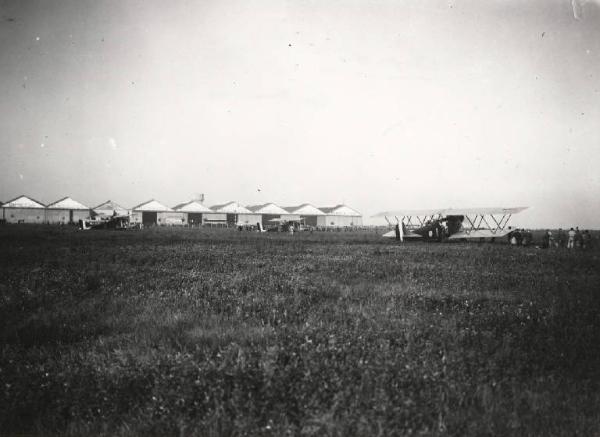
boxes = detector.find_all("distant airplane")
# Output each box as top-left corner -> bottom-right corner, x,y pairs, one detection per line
372,207 -> 528,242
79,214 -> 131,230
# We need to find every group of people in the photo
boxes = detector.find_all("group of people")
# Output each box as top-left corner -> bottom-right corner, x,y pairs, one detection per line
508,229 -> 534,246
509,227 -> 594,249
543,227 -> 593,249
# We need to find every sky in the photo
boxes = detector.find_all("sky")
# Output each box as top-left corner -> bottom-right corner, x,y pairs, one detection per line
1,0 -> 599,228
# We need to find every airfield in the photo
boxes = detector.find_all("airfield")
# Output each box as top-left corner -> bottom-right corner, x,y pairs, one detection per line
1,225 -> 599,436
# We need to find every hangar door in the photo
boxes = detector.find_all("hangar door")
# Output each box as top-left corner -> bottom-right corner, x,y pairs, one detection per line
142,211 -> 157,226
188,213 -> 203,226
261,214 -> 279,226
226,214 -> 237,225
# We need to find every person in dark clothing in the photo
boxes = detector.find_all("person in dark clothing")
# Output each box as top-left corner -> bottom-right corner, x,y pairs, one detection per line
557,228 -> 566,248
514,229 -> 523,246
542,230 -> 550,249
522,230 -> 533,247
582,230 -> 592,250
575,227 -> 583,248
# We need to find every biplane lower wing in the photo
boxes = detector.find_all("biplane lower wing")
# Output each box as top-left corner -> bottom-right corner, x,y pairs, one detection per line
447,229 -> 512,240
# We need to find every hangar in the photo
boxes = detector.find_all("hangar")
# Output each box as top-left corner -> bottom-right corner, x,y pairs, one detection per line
317,205 -> 363,227
92,200 -> 128,218
172,200 -> 221,226
46,197 -> 90,224
1,195 -> 46,224
283,204 -> 325,227
210,201 -> 261,226
247,203 -> 299,227
131,199 -> 182,226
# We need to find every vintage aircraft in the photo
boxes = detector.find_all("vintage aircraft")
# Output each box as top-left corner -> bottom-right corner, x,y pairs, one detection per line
372,207 -> 528,242
259,218 -> 305,233
79,214 -> 131,230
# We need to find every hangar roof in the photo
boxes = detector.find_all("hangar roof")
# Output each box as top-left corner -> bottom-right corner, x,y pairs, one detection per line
2,195 -> 45,209
173,200 -> 213,213
47,197 -> 89,210
246,203 -> 288,214
319,205 -> 362,216
131,199 -> 173,212
210,201 -> 252,214
283,204 -> 325,215
93,200 -> 127,212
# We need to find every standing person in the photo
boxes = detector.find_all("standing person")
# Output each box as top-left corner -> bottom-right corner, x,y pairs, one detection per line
521,230 -> 527,246
575,227 -> 583,249
582,230 -> 591,250
567,227 -> 576,249
542,230 -> 550,249
547,230 -> 554,248
522,230 -> 530,247
557,228 -> 566,248
514,229 -> 523,246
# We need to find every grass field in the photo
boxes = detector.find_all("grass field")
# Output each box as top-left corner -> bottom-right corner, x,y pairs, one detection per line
1,226 -> 599,436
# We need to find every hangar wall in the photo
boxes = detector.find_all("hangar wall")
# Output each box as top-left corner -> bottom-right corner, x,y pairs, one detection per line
46,209 -> 90,224
2,208 -> 45,224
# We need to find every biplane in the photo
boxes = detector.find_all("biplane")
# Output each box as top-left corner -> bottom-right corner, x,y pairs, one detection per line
79,214 -> 131,230
372,207 -> 528,242
258,218 -> 305,233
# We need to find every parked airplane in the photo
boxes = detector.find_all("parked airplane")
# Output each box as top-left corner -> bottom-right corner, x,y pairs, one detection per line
372,207 -> 528,242
79,214 -> 131,230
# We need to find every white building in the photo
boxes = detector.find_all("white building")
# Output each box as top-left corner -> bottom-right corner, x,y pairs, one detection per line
46,197 -> 90,224
317,205 -> 363,227
210,201 -> 261,226
172,200 -> 224,226
92,200 -> 128,218
283,204 -> 325,227
247,203 -> 299,226
1,195 -> 46,224
131,199 -> 183,226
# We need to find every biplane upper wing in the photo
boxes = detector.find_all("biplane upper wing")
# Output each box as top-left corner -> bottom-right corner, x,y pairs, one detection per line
443,207 -> 528,216
371,209 -> 446,218
373,207 -> 528,218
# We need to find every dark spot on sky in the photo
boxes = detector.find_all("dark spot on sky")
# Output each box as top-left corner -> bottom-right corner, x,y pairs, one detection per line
6,17 -> 15,22
542,32 -> 545,38
288,43 -> 292,47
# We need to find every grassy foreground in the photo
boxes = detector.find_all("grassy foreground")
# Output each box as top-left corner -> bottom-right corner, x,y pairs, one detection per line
0,226 -> 599,436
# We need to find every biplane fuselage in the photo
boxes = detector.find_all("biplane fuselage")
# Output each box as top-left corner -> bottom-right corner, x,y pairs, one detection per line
374,207 -> 528,242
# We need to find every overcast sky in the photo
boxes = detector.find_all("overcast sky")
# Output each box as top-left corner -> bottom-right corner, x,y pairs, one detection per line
1,0 -> 599,228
